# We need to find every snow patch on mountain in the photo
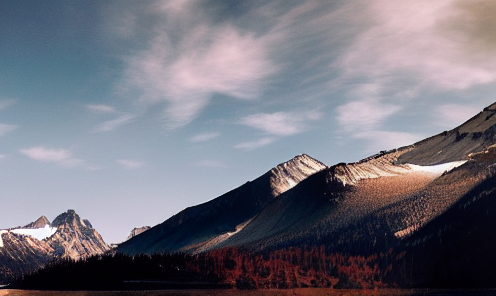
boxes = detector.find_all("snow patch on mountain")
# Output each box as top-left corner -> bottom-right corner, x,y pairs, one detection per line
329,149 -> 468,187
11,225 -> 58,241
0,226 -> 57,248
406,160 -> 467,175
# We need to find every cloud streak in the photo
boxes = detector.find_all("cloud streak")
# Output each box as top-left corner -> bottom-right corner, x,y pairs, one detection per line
336,0 -> 496,92
189,132 -> 220,143
116,159 -> 144,169
86,104 -> 117,114
19,147 -> 84,168
123,1 -> 277,129
336,99 -> 401,132
93,114 -> 136,133
240,111 -> 322,136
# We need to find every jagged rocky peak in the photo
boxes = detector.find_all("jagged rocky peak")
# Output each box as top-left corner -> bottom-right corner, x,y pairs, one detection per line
270,154 -> 328,197
49,209 -> 110,259
51,209 -> 89,229
51,209 -> 76,227
127,226 -> 151,240
24,215 -> 51,229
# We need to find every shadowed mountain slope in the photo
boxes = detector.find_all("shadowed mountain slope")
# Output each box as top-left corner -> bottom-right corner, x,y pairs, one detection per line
117,154 -> 326,255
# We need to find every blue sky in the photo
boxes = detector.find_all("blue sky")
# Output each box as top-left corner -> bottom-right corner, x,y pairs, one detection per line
1,0 -> 496,244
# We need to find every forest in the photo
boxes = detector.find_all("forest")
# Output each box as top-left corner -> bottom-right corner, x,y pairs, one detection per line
11,246 -> 409,290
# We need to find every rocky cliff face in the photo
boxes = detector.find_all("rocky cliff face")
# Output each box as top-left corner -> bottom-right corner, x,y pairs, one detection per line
0,210 -> 109,284
127,226 -> 151,240
49,210 -> 110,259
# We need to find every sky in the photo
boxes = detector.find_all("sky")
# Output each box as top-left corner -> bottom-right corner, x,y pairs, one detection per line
1,0 -> 496,244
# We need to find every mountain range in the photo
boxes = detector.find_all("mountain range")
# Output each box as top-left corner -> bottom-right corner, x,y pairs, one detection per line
116,102 -> 496,287
2,103 -> 496,288
0,210 -> 109,284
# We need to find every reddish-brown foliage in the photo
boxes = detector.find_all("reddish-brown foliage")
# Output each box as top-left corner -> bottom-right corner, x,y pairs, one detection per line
196,246 -> 396,289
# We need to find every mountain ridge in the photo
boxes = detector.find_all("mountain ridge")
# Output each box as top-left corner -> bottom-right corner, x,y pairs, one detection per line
0,209 -> 109,284
118,154 -> 327,255
118,102 -> 496,277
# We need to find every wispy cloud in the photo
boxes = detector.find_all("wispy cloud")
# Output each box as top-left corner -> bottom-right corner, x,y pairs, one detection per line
336,0 -> 496,92
116,159 -> 144,169
236,110 -> 322,150
0,123 -> 18,137
189,132 -> 220,143
19,147 -> 84,168
93,114 -> 136,133
234,137 -> 276,151
336,99 -> 401,132
331,1 -> 496,154
86,104 -> 117,114
240,111 -> 322,136
122,1 -> 277,129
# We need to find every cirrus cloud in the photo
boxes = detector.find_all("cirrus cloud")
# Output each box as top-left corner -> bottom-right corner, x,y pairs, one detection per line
86,104 -> 117,114
19,147 -> 84,168
93,114 -> 137,133
116,159 -> 144,169
123,1 -> 276,129
336,0 -> 496,93
240,111 -> 322,136
189,132 -> 220,143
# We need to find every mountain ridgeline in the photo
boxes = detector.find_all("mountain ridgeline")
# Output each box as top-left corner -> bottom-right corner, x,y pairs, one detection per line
5,103 -> 496,289
116,102 -> 496,288
0,210 -> 109,284
118,154 -> 327,255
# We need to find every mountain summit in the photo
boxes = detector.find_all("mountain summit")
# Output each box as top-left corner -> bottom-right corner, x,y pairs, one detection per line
23,215 -> 50,229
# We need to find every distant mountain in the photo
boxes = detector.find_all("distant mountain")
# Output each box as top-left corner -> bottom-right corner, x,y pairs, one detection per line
117,103 -> 496,287
118,154 -> 327,255
0,209 -> 109,284
23,215 -> 50,229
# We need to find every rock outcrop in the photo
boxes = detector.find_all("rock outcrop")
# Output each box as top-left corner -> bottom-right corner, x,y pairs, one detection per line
127,226 -> 151,240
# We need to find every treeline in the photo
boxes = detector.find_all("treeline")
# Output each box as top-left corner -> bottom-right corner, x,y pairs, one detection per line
12,246 -> 409,290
